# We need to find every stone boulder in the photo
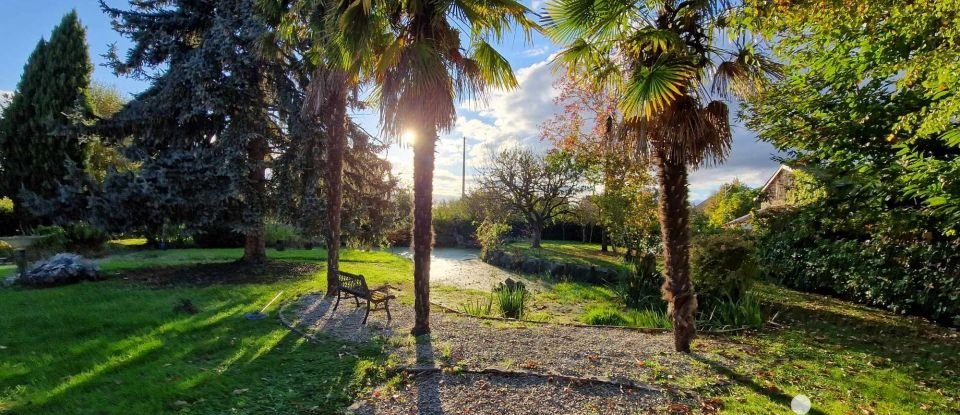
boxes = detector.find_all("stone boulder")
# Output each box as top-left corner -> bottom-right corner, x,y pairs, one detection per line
17,253 -> 102,288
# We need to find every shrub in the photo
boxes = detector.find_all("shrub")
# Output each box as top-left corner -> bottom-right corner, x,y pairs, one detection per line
476,219 -> 511,261
494,279 -> 527,319
616,253 -> 662,309
193,225 -> 244,248
754,206 -> 960,326
266,223 -> 300,243
32,225 -> 69,252
17,253 -> 102,287
63,222 -> 109,249
690,230 -> 758,309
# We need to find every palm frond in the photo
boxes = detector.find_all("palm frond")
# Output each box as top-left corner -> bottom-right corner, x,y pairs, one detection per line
621,60 -> 695,119
712,46 -> 783,98
470,38 -> 518,90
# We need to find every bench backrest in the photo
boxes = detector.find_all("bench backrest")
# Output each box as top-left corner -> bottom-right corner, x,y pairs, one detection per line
336,271 -> 369,296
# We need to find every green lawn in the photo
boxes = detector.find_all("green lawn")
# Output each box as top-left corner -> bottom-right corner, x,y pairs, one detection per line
2,245 -> 957,414
505,240 -> 629,272
0,248 -> 410,414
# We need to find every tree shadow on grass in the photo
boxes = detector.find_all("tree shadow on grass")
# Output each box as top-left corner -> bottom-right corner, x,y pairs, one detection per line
691,354 -> 829,415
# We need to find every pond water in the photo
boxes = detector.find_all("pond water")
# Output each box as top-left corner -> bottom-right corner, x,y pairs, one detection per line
387,247 -> 546,292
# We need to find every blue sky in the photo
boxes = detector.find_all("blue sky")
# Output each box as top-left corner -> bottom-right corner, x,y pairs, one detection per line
0,0 -> 781,202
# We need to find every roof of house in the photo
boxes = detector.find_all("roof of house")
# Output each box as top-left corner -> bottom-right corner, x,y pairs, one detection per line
759,164 -> 795,194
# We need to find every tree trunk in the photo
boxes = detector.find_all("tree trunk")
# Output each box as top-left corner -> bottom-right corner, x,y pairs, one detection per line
324,80 -> 348,296
588,224 -> 594,243
531,225 -> 542,248
655,152 -> 697,353
601,229 -> 608,252
242,135 -> 267,264
411,126 -> 436,336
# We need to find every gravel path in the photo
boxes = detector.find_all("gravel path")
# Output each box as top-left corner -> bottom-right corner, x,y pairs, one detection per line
287,294 -> 737,414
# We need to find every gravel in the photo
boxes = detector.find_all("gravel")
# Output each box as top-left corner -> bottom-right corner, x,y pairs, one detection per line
288,294 -> 736,414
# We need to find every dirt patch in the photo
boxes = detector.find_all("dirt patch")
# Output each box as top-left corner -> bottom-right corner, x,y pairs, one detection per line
118,260 -> 320,287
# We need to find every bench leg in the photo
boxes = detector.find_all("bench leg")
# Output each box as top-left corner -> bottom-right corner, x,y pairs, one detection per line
333,290 -> 341,311
354,295 -> 360,308
363,301 -> 371,325
385,300 -> 392,321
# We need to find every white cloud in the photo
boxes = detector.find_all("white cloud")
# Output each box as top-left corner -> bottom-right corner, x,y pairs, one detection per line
379,59 -> 782,203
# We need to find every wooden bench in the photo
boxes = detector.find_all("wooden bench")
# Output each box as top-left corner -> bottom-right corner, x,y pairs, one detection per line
333,271 -> 395,324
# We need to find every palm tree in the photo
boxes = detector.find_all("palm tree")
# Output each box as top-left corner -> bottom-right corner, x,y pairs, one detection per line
544,0 -> 781,352
338,0 -> 537,335
259,0 -> 374,294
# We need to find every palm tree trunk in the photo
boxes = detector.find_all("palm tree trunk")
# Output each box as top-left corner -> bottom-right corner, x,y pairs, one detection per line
242,135 -> 267,264
324,82 -> 348,296
655,152 -> 697,353
411,126 -> 436,336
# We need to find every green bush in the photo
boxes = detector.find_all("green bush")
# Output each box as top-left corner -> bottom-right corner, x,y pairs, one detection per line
265,223 -> 301,244
63,222 -> 109,249
33,225 -> 69,251
476,219 -> 511,261
628,309 -> 672,329
690,230 -> 758,309
433,200 -> 476,247
494,280 -> 527,319
616,253 -> 662,309
754,206 -> 960,326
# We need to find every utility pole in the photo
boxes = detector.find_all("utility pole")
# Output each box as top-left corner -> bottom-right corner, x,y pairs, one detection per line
461,136 -> 467,199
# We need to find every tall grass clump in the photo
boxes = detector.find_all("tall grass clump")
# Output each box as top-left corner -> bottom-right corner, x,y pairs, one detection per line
459,294 -> 493,317
697,292 -> 764,330
627,309 -> 672,329
581,306 -> 629,326
494,280 -> 527,319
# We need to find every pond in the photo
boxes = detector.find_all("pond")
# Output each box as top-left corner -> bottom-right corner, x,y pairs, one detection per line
387,247 -> 546,292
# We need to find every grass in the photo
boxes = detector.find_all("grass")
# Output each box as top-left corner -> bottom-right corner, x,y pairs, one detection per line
0,248 -> 409,414
705,283 -> 960,414
505,240 -> 629,272
2,243 -> 958,414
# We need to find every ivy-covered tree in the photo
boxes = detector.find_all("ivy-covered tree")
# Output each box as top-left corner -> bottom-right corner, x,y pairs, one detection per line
0,11 -> 92,221
100,0 -> 290,263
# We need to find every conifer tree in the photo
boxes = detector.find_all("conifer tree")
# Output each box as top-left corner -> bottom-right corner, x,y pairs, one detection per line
100,0 -> 288,263
0,11 -> 92,221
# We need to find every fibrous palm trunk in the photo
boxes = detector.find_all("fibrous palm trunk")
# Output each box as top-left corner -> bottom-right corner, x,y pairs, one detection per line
324,82 -> 348,296
411,126 -> 436,336
243,135 -> 268,264
655,151 -> 697,353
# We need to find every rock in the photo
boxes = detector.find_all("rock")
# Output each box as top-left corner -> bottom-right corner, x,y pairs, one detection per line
549,262 -> 566,279
569,264 -> 592,282
521,258 -> 542,274
2,276 -> 16,287
17,253 -> 102,288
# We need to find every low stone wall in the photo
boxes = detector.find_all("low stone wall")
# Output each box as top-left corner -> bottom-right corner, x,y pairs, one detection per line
482,249 -> 618,284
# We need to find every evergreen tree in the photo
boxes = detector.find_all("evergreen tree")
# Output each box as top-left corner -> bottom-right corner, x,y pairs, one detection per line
0,11 -> 92,221
100,0 -> 288,263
